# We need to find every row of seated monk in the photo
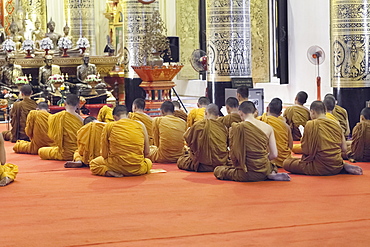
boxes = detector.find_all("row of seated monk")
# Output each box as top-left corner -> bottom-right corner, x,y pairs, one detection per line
0,86 -> 365,186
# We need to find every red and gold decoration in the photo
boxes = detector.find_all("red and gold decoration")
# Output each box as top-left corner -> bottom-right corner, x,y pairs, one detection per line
132,65 -> 183,114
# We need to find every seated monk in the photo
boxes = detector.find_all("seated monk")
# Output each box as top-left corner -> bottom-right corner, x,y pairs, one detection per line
149,101 -> 186,163
64,116 -> 106,168
89,105 -> 152,177
177,104 -> 228,172
283,91 -> 310,141
323,97 -> 339,123
173,100 -> 187,122
0,135 -> 18,186
214,101 -> 291,182
258,98 -> 292,167
2,85 -> 37,143
236,86 -> 249,104
13,102 -> 54,154
218,97 -> 242,128
38,94 -> 83,161
129,98 -> 153,145
325,94 -> 350,138
97,105 -> 114,122
346,107 -> 370,162
187,96 -> 210,128
283,101 -> 362,176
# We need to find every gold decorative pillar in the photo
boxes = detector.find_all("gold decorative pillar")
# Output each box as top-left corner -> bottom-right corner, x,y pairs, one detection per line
122,0 -> 159,78
331,0 -> 370,131
64,0 -> 96,54
176,0 -> 199,80
206,0 -> 252,107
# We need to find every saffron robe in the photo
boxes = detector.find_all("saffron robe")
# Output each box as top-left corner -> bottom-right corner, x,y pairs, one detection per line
217,113 -> 242,129
149,115 -> 186,163
326,112 -> 339,123
187,107 -> 205,128
89,119 -> 152,176
129,112 -> 153,145
333,105 -> 350,137
174,110 -> 188,122
73,122 -> 105,165
0,163 -> 18,180
2,98 -> 37,143
283,118 -> 344,175
177,119 -> 228,172
97,105 -> 114,123
214,121 -> 277,182
347,121 -> 370,162
13,110 -> 54,154
38,111 -> 83,161
258,113 -> 292,167
283,105 -> 310,141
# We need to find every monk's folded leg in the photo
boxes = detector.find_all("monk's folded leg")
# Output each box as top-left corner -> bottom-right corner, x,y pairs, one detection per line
38,146 -> 63,160
292,144 -> 302,154
214,166 -> 249,182
89,156 -> 109,176
13,140 -> 31,154
148,146 -> 159,163
197,164 -> 215,172
283,157 -> 307,174
177,154 -> 195,171
0,163 -> 18,180
2,131 -> 12,141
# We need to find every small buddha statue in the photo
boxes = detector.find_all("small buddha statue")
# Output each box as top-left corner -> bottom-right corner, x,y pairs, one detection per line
0,53 -> 24,90
45,18 -> 61,51
31,18 -> 45,49
62,23 -> 73,45
15,8 -> 26,37
9,20 -> 24,51
38,55 -> 61,91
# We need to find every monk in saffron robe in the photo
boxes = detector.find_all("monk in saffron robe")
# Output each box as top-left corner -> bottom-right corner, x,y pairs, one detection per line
97,105 -> 114,122
149,101 -> 186,163
128,98 -> 153,145
187,96 -> 210,128
38,94 -> 83,161
218,97 -> 242,128
236,86 -> 249,104
324,96 -> 340,123
13,102 -> 54,154
346,107 -> 370,162
90,105 -> 152,177
2,85 -> 37,143
214,101 -> 291,182
283,101 -> 362,176
64,116 -> 105,168
258,98 -> 292,167
173,100 -> 187,122
325,94 -> 350,138
283,91 -> 310,141
178,104 -> 228,172
0,135 -> 18,186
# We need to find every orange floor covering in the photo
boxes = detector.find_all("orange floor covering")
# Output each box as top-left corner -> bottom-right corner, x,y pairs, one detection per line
1,124 -> 370,246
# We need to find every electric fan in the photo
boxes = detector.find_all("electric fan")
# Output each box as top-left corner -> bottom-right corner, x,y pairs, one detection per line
190,49 -> 207,73
307,45 -> 325,100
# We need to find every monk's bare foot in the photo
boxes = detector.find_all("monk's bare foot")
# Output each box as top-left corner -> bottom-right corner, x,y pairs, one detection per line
267,171 -> 291,181
0,177 -> 13,186
105,170 -> 124,177
64,161 -> 84,168
343,163 -> 363,175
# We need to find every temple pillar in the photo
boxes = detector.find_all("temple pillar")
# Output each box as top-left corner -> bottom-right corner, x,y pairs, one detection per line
331,0 -> 370,131
206,0 -> 252,108
64,0 -> 96,54
121,1 -> 159,111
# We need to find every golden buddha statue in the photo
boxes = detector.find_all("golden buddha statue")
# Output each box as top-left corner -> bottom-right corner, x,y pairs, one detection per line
9,20 -> 24,51
31,18 -> 45,50
45,19 -> 61,51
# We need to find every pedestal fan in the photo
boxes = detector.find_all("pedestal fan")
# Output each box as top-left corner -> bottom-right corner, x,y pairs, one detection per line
307,46 -> 325,100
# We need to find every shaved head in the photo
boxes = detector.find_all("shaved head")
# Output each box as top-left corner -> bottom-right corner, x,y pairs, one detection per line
37,102 -> 49,110
21,85 -> 32,96
206,103 -> 219,117
83,116 -> 96,125
268,98 -> 283,115
226,97 -> 239,108
239,101 -> 256,114
361,107 -> 370,120
133,98 -> 145,110
310,101 -> 326,114
160,101 -> 174,113
198,97 -> 210,107
296,91 -> 308,105
323,97 -> 335,111
113,105 -> 128,117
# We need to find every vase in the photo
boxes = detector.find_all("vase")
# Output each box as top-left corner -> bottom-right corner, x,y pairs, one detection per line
44,49 -> 49,56
62,48 -> 69,57
80,47 -> 86,56
147,52 -> 163,67
25,50 -> 32,58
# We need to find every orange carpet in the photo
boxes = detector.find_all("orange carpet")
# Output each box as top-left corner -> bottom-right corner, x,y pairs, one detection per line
1,124 -> 370,246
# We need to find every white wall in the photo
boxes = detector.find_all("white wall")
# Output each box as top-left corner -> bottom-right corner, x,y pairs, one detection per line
256,0 -> 331,105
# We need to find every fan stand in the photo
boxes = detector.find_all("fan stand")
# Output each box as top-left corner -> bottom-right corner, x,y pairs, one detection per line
313,53 -> 321,101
